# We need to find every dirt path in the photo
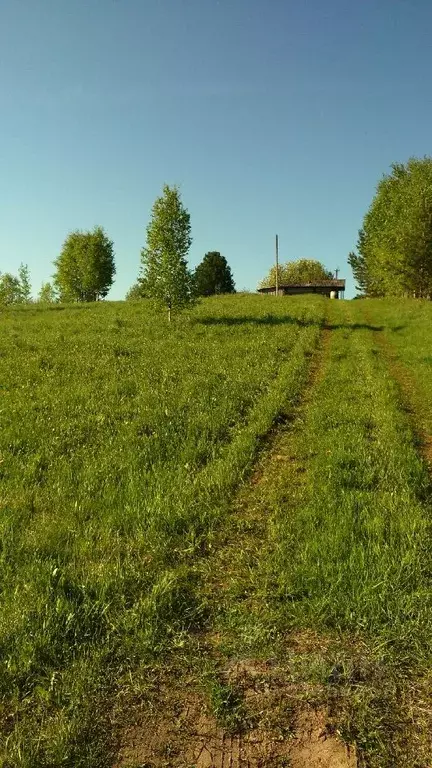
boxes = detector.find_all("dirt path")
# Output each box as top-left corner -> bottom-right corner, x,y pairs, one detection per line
113,320 -> 358,768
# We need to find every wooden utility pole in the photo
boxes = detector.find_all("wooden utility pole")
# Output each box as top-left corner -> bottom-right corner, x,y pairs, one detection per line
275,234 -> 279,296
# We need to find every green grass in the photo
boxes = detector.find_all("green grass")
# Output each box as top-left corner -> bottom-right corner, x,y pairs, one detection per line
270,299 -> 432,655
364,296 -> 432,432
0,294 -> 325,766
3,295 -> 432,767
190,298 -> 432,767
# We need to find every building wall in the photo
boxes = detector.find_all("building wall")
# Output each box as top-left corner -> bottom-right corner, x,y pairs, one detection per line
280,287 -> 334,297
259,286 -> 344,298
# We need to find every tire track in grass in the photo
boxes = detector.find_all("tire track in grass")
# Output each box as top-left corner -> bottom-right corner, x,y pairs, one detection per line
354,301 -> 432,765
360,302 -> 432,469
269,299 -> 432,768
198,299 -> 432,768
115,300 -> 432,768
0,302 -> 328,768
113,318 -> 357,768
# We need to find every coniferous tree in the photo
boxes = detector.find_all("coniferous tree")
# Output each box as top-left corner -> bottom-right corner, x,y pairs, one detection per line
194,251 -> 235,296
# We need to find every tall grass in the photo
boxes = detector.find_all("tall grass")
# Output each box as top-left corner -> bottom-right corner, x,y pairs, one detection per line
0,295 -> 324,766
269,299 -> 432,660
365,296 -> 432,432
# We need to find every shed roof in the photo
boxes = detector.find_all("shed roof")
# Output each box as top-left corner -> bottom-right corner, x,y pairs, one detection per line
258,279 -> 345,292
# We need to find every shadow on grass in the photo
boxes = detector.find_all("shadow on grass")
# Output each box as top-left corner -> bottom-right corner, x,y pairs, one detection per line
2,304 -> 98,313
197,316 -> 390,333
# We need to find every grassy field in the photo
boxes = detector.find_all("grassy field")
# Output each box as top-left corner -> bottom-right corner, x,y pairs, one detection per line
364,297 -> 432,447
0,295 -> 324,766
2,295 -> 432,767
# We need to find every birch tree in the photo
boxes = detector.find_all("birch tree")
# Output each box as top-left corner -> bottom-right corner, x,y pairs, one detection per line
140,185 -> 193,321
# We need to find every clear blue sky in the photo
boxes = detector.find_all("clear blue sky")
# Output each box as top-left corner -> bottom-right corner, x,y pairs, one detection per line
1,0 -> 431,299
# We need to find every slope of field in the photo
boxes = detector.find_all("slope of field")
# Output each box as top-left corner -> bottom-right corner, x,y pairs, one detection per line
0,295 -> 325,766
116,298 -> 432,768
362,297 -> 432,463
3,295 -> 432,768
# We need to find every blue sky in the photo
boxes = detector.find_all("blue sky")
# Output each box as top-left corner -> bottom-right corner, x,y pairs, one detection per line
1,0 -> 431,299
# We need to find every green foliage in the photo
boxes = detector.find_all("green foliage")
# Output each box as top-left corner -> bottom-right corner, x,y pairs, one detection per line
259,258 -> 332,288
0,264 -> 32,305
18,263 -> 32,303
351,157 -> 432,297
37,282 -> 58,304
348,229 -> 371,297
194,251 -> 235,296
140,184 -> 194,320
125,277 -> 148,301
0,272 -> 23,305
53,226 -> 115,302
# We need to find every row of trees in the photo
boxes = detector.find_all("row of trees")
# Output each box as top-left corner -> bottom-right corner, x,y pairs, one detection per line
0,226 -> 116,307
127,249 -> 235,302
126,185 -> 234,316
349,157 -> 432,297
259,259 -> 333,287
0,185 -> 235,314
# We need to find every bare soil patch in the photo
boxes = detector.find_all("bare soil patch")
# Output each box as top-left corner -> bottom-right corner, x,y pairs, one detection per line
114,656 -> 356,768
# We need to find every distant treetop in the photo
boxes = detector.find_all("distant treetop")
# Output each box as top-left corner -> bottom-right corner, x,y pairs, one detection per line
194,251 -> 235,296
259,259 -> 333,288
0,264 -> 33,306
53,226 -> 115,302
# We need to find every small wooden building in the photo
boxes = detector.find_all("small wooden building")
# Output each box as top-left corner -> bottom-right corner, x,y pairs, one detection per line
258,279 -> 345,299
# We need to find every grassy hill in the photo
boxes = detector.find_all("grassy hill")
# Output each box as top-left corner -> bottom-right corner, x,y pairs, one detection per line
1,295 -> 432,766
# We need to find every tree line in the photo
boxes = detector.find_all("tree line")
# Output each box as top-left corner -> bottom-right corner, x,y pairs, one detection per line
349,156 -> 432,298
11,155 -> 432,307
0,185 -> 235,315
